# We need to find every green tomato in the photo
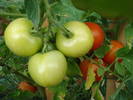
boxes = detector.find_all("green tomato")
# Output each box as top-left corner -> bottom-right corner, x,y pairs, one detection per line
56,21 -> 94,57
28,50 -> 67,87
71,0 -> 133,19
4,18 -> 42,56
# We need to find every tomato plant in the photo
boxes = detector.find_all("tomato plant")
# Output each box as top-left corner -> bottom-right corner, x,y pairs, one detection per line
103,40 -> 124,64
28,50 -> 67,87
4,18 -> 42,56
85,22 -> 105,50
18,81 -> 37,93
56,21 -> 94,57
1,0 -> 133,100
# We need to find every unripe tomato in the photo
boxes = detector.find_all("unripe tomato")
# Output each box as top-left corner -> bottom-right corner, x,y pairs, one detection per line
28,50 -> 67,87
4,18 -> 42,56
85,22 -> 105,50
18,81 -> 37,93
56,21 -> 94,57
80,60 -> 105,82
103,40 -> 124,64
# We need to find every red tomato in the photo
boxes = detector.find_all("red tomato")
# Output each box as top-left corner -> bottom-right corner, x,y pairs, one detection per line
103,40 -> 124,64
18,81 -> 37,93
85,22 -> 105,50
80,59 -> 105,82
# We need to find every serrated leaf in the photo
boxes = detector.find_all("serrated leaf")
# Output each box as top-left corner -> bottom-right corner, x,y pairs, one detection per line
85,68 -> 95,90
125,24 -> 133,48
122,58 -> 133,74
123,47 -> 133,59
51,0 -> 84,24
24,0 -> 40,29
116,46 -> 130,58
94,44 -> 110,58
115,62 -> 127,76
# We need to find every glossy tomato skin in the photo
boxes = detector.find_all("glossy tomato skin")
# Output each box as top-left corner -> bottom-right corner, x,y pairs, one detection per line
103,40 -> 124,64
18,81 -> 37,93
4,18 -> 42,56
56,21 -> 94,57
85,22 -> 105,50
28,50 -> 67,87
80,60 -> 104,82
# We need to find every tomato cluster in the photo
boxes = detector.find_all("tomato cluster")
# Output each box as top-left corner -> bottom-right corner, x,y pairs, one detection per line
4,18 -> 124,88
79,22 -> 124,82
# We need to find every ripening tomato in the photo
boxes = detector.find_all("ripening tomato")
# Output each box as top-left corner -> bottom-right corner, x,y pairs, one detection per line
56,21 -> 94,57
85,22 -> 105,50
80,60 -> 105,82
103,40 -> 124,64
18,81 -> 37,93
28,50 -> 67,87
4,18 -> 42,56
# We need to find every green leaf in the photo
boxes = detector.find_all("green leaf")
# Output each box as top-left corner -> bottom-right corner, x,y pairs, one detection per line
85,68 -> 95,90
116,46 -> 130,58
51,0 -> 84,24
94,44 -> 110,58
116,47 -> 133,75
97,67 -> 105,76
115,62 -> 127,76
122,47 -> 133,59
122,58 -> 133,74
67,58 -> 81,76
24,0 -> 40,29
125,24 -> 133,48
